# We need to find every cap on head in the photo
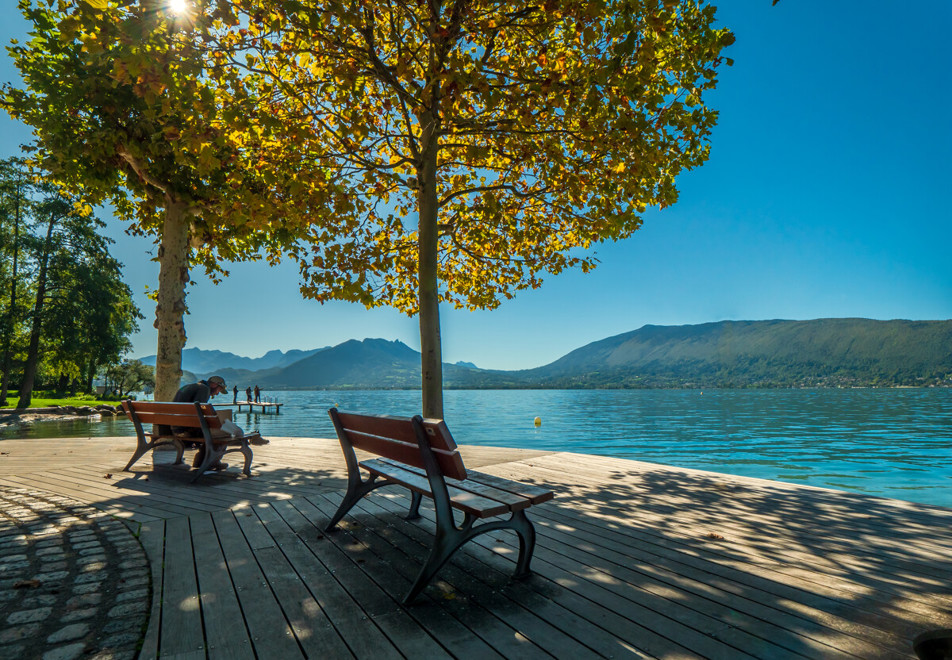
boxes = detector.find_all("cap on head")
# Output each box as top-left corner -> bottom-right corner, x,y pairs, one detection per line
208,375 -> 226,390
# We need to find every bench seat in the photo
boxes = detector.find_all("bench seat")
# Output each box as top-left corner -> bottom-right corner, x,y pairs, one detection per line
361,457 -> 551,517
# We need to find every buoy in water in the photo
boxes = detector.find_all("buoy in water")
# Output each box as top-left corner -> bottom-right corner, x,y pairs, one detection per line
533,416 -> 542,427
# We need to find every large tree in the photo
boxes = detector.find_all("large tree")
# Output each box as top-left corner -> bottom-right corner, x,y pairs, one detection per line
12,184 -> 142,407
0,158 -> 30,406
3,0 -> 336,400
212,0 -> 734,417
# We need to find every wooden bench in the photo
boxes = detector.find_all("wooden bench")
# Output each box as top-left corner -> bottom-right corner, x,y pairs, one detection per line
121,400 -> 258,483
326,407 -> 555,605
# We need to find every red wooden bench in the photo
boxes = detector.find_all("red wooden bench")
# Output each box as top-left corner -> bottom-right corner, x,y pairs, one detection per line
121,400 -> 258,483
326,407 -> 554,605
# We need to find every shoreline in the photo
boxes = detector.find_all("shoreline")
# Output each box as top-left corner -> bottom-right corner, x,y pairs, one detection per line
0,405 -> 123,431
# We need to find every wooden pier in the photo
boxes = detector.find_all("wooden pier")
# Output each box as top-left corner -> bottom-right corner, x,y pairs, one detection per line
0,434 -> 949,658
231,400 -> 283,414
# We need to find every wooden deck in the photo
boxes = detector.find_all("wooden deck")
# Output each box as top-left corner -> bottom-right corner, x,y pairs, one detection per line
1,435 -> 950,659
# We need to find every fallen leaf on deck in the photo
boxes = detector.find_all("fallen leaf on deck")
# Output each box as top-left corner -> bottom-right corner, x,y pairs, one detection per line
103,473 -> 112,479
14,579 -> 41,589
707,533 -> 725,540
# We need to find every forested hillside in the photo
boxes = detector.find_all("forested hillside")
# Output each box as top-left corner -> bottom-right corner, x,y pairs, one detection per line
182,319 -> 952,390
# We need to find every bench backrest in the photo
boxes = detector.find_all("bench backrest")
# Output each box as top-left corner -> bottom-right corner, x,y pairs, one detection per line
122,400 -> 222,430
333,410 -> 467,481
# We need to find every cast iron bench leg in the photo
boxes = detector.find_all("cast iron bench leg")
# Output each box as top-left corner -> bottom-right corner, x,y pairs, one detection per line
238,441 -> 253,476
325,475 -> 387,532
402,509 -> 538,605
123,440 -> 149,471
406,491 -> 423,520
510,509 -> 537,579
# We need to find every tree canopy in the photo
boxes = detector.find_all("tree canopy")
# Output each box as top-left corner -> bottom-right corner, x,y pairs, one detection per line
3,0 -> 340,399
209,0 -> 734,415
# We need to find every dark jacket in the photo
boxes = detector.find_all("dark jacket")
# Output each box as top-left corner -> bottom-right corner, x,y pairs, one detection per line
159,381 -> 212,435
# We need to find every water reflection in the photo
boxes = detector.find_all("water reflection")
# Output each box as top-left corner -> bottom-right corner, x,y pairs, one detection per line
2,389 -> 949,506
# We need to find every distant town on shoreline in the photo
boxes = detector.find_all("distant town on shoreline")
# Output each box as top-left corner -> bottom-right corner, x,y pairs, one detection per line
139,318 -> 952,391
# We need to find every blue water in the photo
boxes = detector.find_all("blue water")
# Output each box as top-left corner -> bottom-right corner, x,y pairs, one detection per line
4,389 -> 950,507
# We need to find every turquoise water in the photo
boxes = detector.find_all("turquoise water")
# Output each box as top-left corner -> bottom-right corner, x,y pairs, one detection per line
3,389 -> 950,507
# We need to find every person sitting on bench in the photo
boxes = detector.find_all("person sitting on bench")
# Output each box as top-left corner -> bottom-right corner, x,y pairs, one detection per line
169,376 -> 231,472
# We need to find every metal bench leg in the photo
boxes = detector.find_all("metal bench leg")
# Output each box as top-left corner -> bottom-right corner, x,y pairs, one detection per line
402,509 -> 538,605
325,475 -> 385,532
123,441 -> 150,471
172,438 -> 186,465
406,491 -> 423,520
237,441 -> 253,477
190,446 -> 226,483
510,509 -> 537,579
403,513 -> 472,605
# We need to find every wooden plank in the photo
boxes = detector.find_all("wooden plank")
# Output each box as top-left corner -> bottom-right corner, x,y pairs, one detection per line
250,501 -> 395,659
525,503 -> 911,658
300,493 -> 509,659
349,493 -> 607,660
334,503 -> 556,660
159,516 -> 205,657
501,459 -> 952,615
376,488 -> 764,660
209,509 -> 304,659
187,512 -> 255,660
367,491 -> 657,660
524,492 -> 944,642
0,474 -> 164,522
137,520 -> 165,660
251,541 -> 356,659
528,510 -> 871,658
267,498 -> 453,659
491,456 -> 952,576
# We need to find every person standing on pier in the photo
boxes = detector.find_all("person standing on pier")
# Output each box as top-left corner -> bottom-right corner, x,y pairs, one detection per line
232,385 -> 238,405
254,385 -> 261,403
245,386 -> 252,403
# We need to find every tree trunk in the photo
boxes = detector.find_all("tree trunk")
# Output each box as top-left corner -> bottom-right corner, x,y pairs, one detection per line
153,200 -> 190,401
0,172 -> 23,407
17,213 -> 56,409
84,358 -> 95,393
417,110 -> 443,419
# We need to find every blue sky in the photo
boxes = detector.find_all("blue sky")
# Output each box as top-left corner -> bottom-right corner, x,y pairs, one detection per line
2,1 -> 950,370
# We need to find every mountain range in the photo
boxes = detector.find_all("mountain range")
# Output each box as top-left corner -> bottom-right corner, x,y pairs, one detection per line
139,319 -> 952,390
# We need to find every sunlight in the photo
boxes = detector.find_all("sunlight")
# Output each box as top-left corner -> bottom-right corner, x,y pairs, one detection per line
168,0 -> 189,15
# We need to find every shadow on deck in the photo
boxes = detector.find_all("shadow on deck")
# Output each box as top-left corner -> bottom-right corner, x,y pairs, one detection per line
1,436 -> 950,658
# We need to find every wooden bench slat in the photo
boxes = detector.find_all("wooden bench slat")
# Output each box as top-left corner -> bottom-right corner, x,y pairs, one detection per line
336,412 -> 460,452
374,457 -> 534,511
464,470 -> 556,505
126,412 -> 222,428
346,430 -> 467,481
359,459 -> 517,518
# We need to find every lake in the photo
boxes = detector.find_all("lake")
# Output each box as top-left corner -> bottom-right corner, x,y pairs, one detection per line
3,388 -> 950,507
